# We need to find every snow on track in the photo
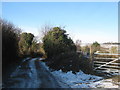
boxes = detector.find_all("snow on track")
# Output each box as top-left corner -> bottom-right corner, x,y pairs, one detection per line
5,58 -> 41,88
4,58 -> 62,88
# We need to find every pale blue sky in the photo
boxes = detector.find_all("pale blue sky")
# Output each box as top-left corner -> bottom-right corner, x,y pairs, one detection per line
2,2 -> 118,43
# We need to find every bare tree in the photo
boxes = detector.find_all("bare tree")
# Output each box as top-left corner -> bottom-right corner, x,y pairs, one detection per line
39,24 -> 53,41
75,39 -> 81,51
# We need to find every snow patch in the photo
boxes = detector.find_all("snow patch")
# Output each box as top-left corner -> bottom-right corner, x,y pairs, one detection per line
41,62 -> 102,88
91,79 -> 119,88
51,70 -> 102,88
42,62 -> 119,88
9,58 -> 41,88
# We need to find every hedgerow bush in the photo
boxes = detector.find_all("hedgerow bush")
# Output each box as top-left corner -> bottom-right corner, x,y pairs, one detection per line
2,20 -> 21,66
43,27 -> 76,58
43,27 -> 92,73
2,19 -> 21,82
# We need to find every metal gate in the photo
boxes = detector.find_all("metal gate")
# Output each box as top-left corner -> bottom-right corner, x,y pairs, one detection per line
93,53 -> 120,74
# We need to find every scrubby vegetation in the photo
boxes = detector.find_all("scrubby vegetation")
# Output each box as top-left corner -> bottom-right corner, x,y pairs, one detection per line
91,41 -> 100,54
18,32 -> 43,57
19,32 -> 34,55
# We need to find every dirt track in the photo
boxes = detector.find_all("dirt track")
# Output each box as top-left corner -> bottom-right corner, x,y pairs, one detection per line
3,58 -> 64,88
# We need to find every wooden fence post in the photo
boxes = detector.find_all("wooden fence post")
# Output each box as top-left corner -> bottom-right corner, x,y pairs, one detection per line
90,45 -> 94,69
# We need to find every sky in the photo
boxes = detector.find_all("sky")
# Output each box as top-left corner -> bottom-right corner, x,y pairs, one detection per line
2,2 -> 118,43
